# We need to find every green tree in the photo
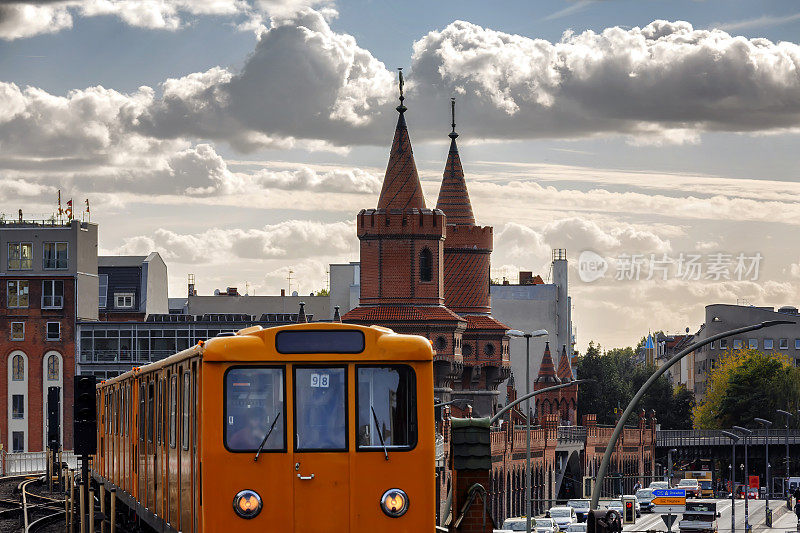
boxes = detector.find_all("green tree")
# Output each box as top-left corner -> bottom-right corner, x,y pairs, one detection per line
575,342 -> 694,429
693,349 -> 800,429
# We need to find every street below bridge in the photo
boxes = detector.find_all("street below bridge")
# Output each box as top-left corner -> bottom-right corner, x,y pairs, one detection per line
621,499 -> 795,532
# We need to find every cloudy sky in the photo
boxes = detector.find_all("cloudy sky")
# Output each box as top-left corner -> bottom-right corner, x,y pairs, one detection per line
2,0 -> 800,351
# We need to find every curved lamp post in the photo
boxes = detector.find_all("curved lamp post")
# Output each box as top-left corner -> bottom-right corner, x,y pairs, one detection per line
721,430 -> 739,533
491,378 -> 591,533
733,425 -> 753,532
754,417 -> 772,520
776,410 -> 793,496
589,320 -> 794,510
507,329 -> 548,533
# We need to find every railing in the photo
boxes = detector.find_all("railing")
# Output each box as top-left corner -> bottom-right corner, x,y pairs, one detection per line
657,428 -> 800,447
557,426 -> 586,443
2,450 -> 79,475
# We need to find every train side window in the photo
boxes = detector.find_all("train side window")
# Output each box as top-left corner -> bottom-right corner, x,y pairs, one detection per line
224,367 -> 285,452
356,366 -> 417,450
182,372 -> 190,451
169,375 -> 177,449
139,383 -> 146,443
147,382 -> 154,444
294,367 -> 347,451
158,379 -> 164,445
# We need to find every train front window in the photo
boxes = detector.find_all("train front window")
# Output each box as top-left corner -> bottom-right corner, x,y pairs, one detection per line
294,367 -> 347,451
225,367 -> 285,452
356,366 -> 416,450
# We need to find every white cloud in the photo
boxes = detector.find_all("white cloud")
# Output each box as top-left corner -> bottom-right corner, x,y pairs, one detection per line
0,3 -> 72,40
110,220 -> 356,264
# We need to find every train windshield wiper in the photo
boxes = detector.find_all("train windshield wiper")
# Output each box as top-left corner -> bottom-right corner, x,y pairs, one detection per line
254,410 -> 281,462
371,406 -> 389,461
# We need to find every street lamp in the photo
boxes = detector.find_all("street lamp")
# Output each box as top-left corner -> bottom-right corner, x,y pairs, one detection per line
507,328 -> 548,533
721,431 -> 739,533
733,426 -> 753,532
667,448 -> 678,485
777,410 -> 793,496
754,417 -> 773,521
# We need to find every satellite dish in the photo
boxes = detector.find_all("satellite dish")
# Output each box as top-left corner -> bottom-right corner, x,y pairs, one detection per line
292,291 -> 298,296
685,327 -> 690,334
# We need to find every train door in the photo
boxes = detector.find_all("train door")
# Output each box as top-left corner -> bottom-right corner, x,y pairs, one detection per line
179,368 -> 191,532
156,377 -> 164,517
292,366 -> 350,532
192,361 -> 200,533
148,379 -> 156,511
168,372 -> 178,527
138,381 -> 147,506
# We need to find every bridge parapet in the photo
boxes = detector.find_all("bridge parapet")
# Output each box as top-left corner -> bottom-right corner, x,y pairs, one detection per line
657,428 -> 800,447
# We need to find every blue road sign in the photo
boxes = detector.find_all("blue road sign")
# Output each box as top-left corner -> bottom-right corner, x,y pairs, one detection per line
652,489 -> 686,498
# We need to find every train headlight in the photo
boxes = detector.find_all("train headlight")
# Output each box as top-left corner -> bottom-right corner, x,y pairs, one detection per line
233,490 -> 262,519
380,488 -> 409,518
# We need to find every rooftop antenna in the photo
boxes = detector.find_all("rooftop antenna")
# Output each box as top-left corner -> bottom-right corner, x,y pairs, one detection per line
396,68 -> 406,113
287,269 -> 294,295
325,268 -> 329,293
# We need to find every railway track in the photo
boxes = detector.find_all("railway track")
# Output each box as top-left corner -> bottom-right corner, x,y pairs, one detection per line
0,473 -> 66,533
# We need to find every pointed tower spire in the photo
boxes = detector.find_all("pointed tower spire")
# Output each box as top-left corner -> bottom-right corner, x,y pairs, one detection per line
436,97 -> 475,226
535,342 -> 560,384
333,305 -> 341,323
557,344 -> 573,382
377,68 -> 426,210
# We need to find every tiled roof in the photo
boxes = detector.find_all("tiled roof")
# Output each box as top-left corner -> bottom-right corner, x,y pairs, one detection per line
465,315 -> 509,331
443,252 -> 489,310
556,344 -> 573,382
535,342 -> 560,384
377,110 -> 426,210
436,136 -> 475,226
343,305 -> 466,323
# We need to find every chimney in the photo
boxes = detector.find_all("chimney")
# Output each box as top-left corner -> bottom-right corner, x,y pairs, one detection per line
281,289 -> 285,297
333,305 -> 341,323
519,271 -> 533,285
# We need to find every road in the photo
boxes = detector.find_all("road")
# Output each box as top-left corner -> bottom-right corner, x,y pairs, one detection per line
621,498 -> 793,532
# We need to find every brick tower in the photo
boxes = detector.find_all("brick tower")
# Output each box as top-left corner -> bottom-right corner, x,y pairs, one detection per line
556,344 -> 577,425
344,74 -> 465,402
533,342 -> 560,421
436,98 -> 510,416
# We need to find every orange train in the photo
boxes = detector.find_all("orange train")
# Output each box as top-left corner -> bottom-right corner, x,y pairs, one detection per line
93,323 -> 435,532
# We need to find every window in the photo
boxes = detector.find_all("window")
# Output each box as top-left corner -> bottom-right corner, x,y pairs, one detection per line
435,336 -> 447,351
46,322 -> 60,341
42,280 -> 64,309
98,274 -> 109,308
748,339 -> 757,349
733,339 -> 742,349
182,372 -> 190,451
169,375 -> 177,448
780,338 -> 789,350
12,395 -> 24,419
764,339 -> 774,350
139,384 -> 146,443
796,339 -> 800,350
7,280 -> 29,308
147,382 -> 154,444
115,292 -> 135,309
8,243 -> 32,270
484,343 -> 496,356
720,339 -> 728,350
12,431 -> 24,453
12,355 -> 24,380
710,341 -> 715,349
462,344 -> 473,357
294,367 -> 346,451
356,366 -> 416,450
275,330 -> 364,354
10,322 -> 24,341
43,242 -> 68,269
419,248 -> 432,282
47,355 -> 59,380
225,367 -> 285,451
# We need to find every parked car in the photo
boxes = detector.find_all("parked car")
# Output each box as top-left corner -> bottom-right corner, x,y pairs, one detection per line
636,489 -> 654,513
606,499 -> 624,515
623,495 -> 642,517
677,478 -> 701,498
566,499 -> 591,523
533,518 -> 560,533
567,524 -> 587,533
649,481 -> 670,491
548,506 -> 577,531
499,517 -> 560,533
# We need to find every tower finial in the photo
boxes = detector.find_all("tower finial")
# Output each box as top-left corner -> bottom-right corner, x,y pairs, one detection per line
449,97 -> 458,140
396,68 -> 407,113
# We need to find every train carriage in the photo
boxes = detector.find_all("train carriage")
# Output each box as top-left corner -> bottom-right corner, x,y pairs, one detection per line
94,323 -> 435,532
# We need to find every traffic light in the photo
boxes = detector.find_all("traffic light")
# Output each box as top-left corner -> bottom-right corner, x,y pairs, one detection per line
47,386 -> 60,449
623,498 -> 635,524
73,375 -> 97,455
583,476 -> 594,499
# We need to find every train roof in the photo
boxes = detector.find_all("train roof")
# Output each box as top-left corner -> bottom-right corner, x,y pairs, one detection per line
97,323 -> 433,388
